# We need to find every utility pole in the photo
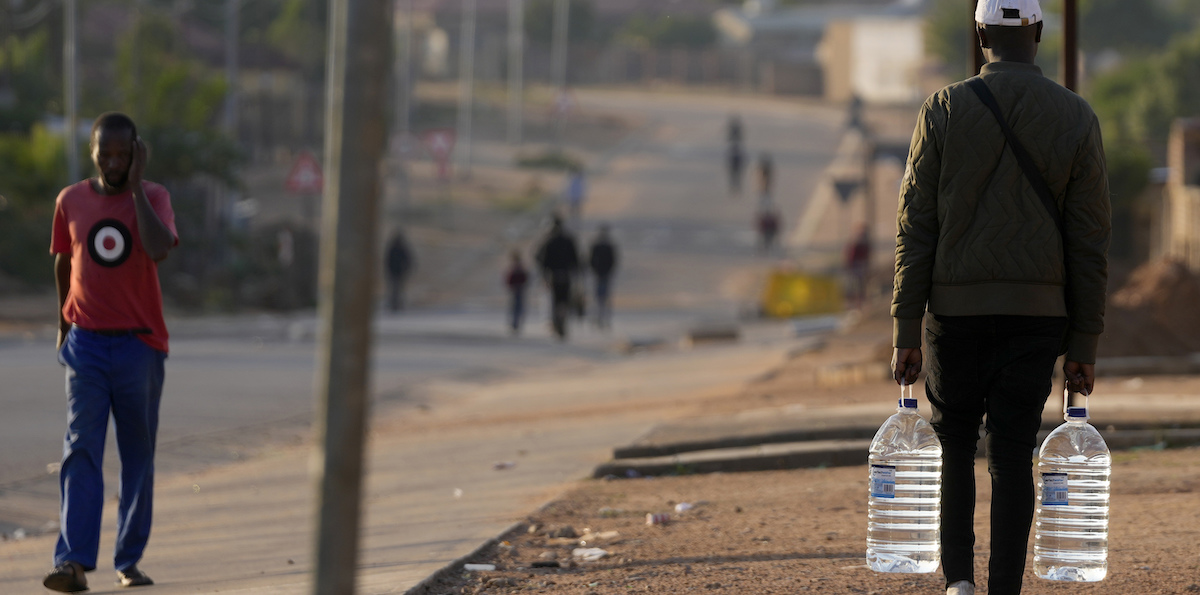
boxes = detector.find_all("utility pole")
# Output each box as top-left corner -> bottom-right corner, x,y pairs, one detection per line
64,0 -> 78,183
550,0 -> 569,91
1062,0 -> 1077,91
507,0 -> 524,145
456,0 -> 476,178
968,0 -> 984,76
223,0 -> 240,138
402,0 -> 415,134
311,0 -> 392,593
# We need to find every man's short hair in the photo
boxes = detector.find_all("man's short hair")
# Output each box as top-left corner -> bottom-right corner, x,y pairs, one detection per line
90,112 -> 138,147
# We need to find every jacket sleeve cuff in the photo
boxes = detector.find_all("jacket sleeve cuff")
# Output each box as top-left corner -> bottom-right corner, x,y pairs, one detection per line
1065,332 -> 1099,365
893,317 -> 924,349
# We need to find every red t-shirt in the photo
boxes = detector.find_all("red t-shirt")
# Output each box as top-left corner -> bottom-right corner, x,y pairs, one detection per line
50,180 -> 178,352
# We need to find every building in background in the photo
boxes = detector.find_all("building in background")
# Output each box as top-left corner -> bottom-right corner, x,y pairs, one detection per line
714,0 -> 926,100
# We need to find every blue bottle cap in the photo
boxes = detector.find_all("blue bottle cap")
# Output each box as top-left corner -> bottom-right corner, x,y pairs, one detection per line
1066,406 -> 1088,419
899,398 -> 918,409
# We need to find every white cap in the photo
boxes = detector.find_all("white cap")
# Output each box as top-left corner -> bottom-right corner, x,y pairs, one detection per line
975,0 -> 1042,26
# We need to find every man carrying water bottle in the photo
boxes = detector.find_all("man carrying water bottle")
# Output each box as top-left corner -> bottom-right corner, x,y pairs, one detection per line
890,0 -> 1111,593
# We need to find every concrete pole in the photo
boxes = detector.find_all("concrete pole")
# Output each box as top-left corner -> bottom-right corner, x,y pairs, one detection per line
968,0 -> 984,76
223,0 -> 240,138
456,0 -> 476,178
64,0 -> 78,183
550,0 -> 569,91
311,0 -> 392,593
1062,0 -> 1077,91
507,0 -> 524,145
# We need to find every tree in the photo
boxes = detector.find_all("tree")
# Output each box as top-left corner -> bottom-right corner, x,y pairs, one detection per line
114,12 -> 238,185
0,29 -> 57,133
525,0 -> 595,45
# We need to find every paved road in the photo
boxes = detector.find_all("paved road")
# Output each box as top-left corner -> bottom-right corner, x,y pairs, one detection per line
0,90 -> 844,592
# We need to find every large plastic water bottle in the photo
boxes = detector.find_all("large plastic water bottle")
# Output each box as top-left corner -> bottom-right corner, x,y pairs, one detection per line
1034,391 -> 1110,582
866,383 -> 942,573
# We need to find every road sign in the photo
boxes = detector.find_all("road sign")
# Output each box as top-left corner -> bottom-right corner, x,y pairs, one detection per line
285,151 -> 324,194
421,128 -> 456,181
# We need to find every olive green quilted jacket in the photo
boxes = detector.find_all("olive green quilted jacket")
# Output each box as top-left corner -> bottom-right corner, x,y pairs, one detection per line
892,61 -> 1111,363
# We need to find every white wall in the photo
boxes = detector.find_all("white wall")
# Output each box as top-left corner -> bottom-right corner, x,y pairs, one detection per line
851,18 -> 923,104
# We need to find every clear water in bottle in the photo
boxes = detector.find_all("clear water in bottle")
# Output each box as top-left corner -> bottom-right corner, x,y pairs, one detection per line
866,385 -> 942,573
1034,394 -> 1110,582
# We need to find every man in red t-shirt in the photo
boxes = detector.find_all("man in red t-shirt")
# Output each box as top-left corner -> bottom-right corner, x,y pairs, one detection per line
43,113 -> 178,592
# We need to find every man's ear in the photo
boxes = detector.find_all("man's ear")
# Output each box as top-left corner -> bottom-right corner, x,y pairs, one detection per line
977,26 -> 990,49
1035,21 -> 1044,43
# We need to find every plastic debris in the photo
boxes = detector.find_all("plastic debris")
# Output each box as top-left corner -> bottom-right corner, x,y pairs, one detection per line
572,547 -> 608,562
646,513 -> 670,525
453,488 -> 464,499
579,530 -> 620,545
674,502 -> 694,513
493,461 -> 516,470
598,507 -> 624,518
463,563 -> 496,571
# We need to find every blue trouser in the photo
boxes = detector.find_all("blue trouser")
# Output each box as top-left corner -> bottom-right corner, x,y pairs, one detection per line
55,327 -> 166,572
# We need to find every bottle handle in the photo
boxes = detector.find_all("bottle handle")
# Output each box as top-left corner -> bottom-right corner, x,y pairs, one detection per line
899,381 -> 914,407
1063,387 -> 1089,418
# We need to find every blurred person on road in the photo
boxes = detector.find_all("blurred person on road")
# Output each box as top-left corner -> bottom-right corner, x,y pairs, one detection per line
535,216 -> 580,340
757,202 -> 781,254
727,115 -> 744,196
756,152 -> 774,206
505,250 -> 530,335
588,225 -> 619,330
565,168 -> 586,226
891,1 -> 1111,593
385,229 -> 414,312
45,113 -> 178,592
845,223 -> 871,309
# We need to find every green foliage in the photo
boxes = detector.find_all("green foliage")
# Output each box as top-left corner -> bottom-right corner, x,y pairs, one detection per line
516,150 -> 584,172
525,0 -> 595,44
267,0 -> 328,77
0,30 -> 57,133
1078,0 -> 1180,51
1090,27 -> 1200,145
925,0 -> 973,80
0,125 -> 65,285
113,12 -> 239,186
618,14 -> 718,49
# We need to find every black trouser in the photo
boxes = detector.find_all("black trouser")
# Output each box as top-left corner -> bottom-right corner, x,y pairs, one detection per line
924,314 -> 1067,595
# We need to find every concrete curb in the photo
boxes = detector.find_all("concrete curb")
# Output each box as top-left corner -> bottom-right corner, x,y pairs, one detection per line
597,426 -> 1200,478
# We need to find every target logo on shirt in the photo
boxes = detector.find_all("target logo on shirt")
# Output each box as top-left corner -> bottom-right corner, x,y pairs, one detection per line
87,219 -> 133,268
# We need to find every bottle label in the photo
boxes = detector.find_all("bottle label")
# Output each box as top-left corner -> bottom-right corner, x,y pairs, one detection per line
870,465 -> 896,498
1042,472 -> 1069,506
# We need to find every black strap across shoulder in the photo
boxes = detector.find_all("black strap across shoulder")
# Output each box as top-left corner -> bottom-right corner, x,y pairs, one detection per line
966,77 -> 1063,235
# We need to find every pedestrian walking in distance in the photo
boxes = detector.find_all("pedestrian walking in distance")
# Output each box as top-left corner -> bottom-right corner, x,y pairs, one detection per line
588,224 -> 619,330
505,250 -> 530,335
891,1 -> 1111,593
45,112 -> 179,592
727,115 -> 744,196
535,216 -> 580,340
845,223 -> 871,309
565,168 -> 586,226
385,229 -> 413,312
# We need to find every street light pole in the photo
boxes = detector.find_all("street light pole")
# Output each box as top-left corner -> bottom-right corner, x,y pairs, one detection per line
456,0 -> 476,178
223,0 -> 240,138
507,0 -> 524,145
550,0 -> 569,91
1062,0 -> 1077,91
64,0 -> 78,183
311,0 -> 392,593
968,0 -> 984,76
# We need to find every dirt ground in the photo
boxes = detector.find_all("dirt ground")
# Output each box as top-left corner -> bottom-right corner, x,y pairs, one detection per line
421,445 -> 1200,595
417,302 -> 1200,595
